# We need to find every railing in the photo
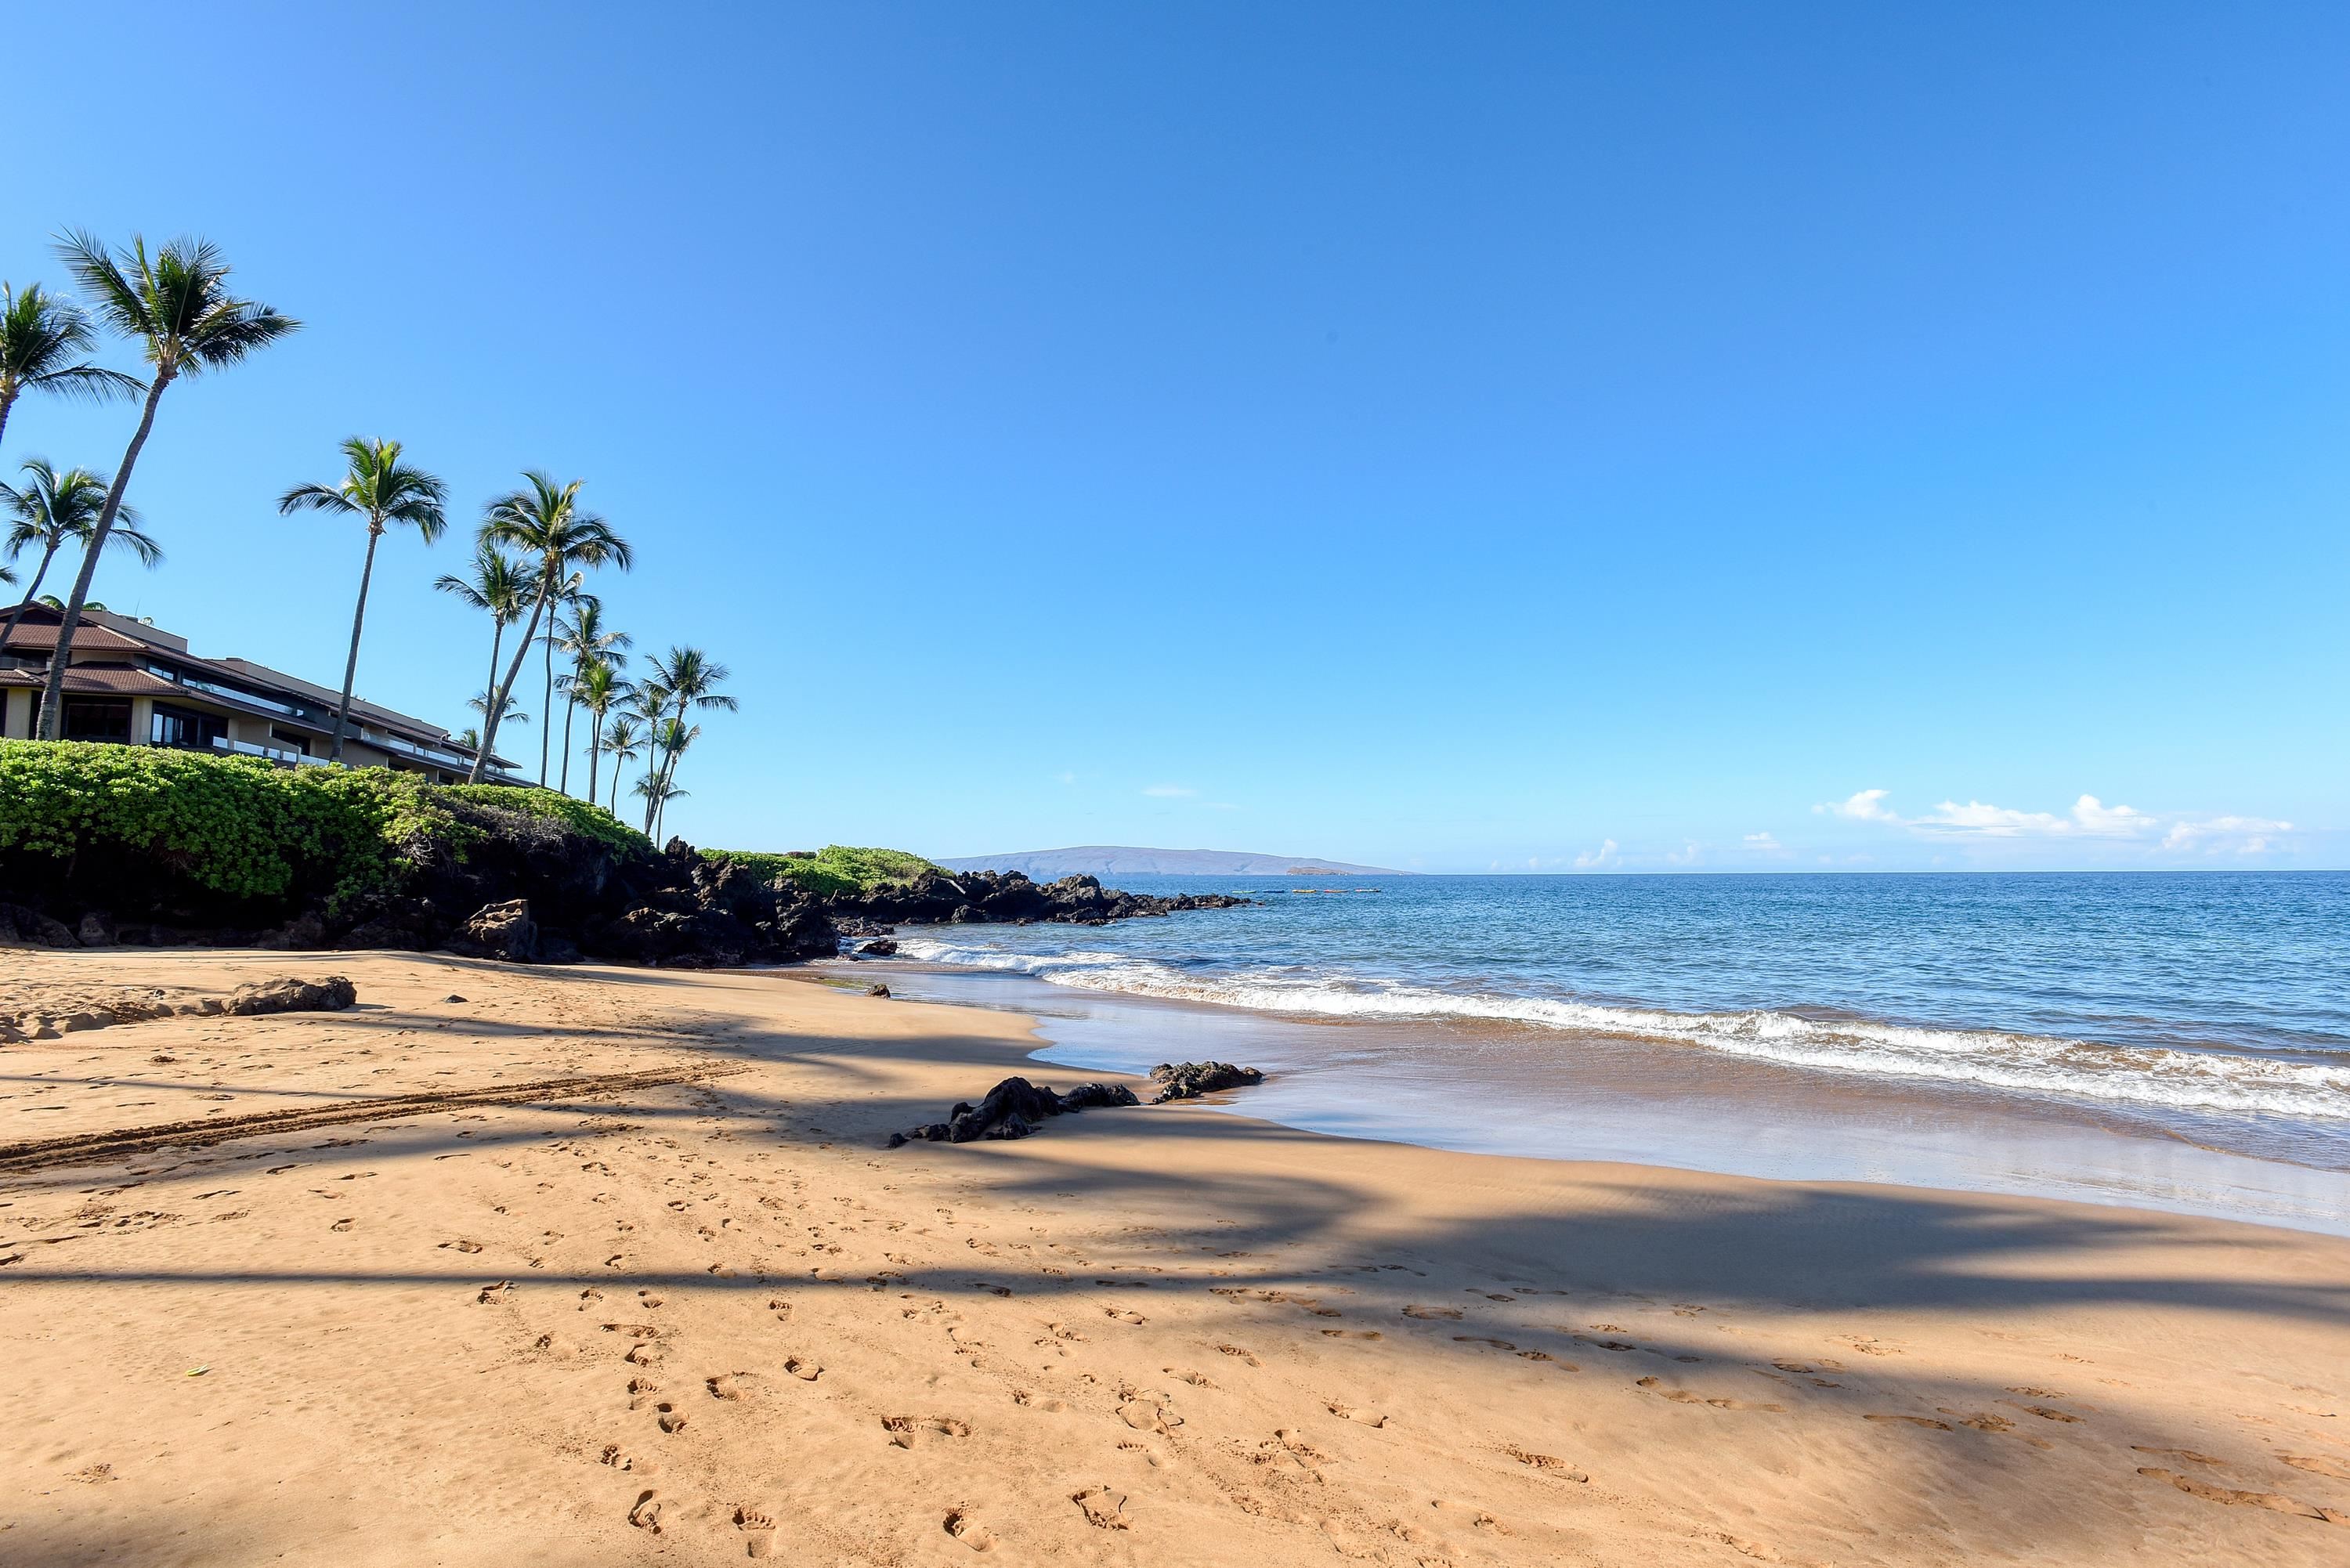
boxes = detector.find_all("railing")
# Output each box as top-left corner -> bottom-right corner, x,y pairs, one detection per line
209,735 -> 329,768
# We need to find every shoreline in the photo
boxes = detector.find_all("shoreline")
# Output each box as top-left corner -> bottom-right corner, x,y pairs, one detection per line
844,956 -> 2350,1238
3,947 -> 2347,1564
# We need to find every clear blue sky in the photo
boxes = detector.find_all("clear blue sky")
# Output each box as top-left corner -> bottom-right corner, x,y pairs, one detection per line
7,3 -> 2345,871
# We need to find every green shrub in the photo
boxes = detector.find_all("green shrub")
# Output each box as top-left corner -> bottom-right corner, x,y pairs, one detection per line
0,739 -> 459,906
703,844 -> 935,897
437,784 -> 650,858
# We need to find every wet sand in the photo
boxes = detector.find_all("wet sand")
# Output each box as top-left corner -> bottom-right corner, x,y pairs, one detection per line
2,947 -> 2347,1566
864,961 -> 2350,1236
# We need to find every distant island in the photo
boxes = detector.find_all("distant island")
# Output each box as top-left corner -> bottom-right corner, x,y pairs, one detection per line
935,846 -> 1405,878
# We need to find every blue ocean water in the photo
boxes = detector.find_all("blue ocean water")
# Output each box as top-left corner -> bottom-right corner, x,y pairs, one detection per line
893,872 -> 2350,1154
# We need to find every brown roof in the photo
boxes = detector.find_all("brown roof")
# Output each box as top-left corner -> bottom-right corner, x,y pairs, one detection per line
0,666 -> 182,695
0,619 -> 146,652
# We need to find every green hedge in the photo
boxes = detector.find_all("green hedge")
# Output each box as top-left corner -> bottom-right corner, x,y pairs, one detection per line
0,742 -> 649,909
703,844 -> 936,897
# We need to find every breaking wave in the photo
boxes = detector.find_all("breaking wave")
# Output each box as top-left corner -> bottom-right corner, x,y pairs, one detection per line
892,936 -> 2350,1120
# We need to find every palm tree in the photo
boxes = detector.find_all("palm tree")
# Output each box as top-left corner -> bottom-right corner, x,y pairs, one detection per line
468,689 -> 529,730
597,714 -> 644,815
276,438 -> 447,761
0,459 -> 161,655
435,547 -> 533,772
0,281 -> 143,454
553,597 -> 629,795
569,656 -> 632,805
34,233 -> 297,739
632,771 -> 688,841
468,473 -> 631,782
531,573 -> 587,786
639,646 -> 736,826
646,717 -> 703,838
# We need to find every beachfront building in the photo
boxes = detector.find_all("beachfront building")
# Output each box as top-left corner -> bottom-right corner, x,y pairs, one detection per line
0,602 -> 515,782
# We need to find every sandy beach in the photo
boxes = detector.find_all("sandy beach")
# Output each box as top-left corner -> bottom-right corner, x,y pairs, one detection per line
3,948 -> 2346,1566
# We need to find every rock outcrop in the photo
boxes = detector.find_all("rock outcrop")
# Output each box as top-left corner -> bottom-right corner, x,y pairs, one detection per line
1148,1060 -> 1267,1101
888,1075 -> 1142,1147
224,976 -> 358,1016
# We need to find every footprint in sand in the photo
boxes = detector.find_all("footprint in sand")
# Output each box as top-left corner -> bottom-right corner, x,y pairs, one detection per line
1326,1403 -> 1387,1427
655,1402 -> 687,1433
1402,1306 -> 1463,1321
944,1508 -> 996,1551
1103,1307 -> 1146,1325
1864,1414 -> 1952,1431
2010,1404 -> 2083,1423
1504,1446 -> 1587,1481
1169,1369 -> 1217,1388
2282,1454 -> 2350,1480
884,1415 -> 974,1447
734,1505 -> 780,1558
785,1357 -> 822,1382
1321,1329 -> 1384,1340
707,1374 -> 753,1401
1011,1389 -> 1072,1412
440,1239 -> 485,1254
1636,1377 -> 1783,1413
1072,1487 -> 1130,1530
2138,1467 -> 2342,1523
627,1490 -> 663,1534
1452,1336 -> 1517,1351
1217,1343 -> 1263,1367
2133,1445 -> 2226,1466
330,1217 -> 353,1232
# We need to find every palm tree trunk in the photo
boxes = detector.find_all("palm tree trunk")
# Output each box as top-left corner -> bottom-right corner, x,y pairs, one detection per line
329,523 -> 382,763
560,687 -> 577,796
0,541 -> 60,661
479,620 -> 506,772
469,583 -> 548,783
538,629 -> 554,786
584,710 -> 602,804
38,372 -> 168,740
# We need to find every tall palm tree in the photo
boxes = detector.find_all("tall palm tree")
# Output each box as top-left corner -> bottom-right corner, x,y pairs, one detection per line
646,717 -> 703,838
435,547 -> 533,774
597,714 -> 644,815
468,473 -> 630,782
468,689 -> 528,730
277,437 -> 448,761
0,281 -> 143,454
531,573 -> 587,786
34,233 -> 298,739
553,597 -> 629,795
0,459 -> 161,654
632,769 -> 689,841
639,646 -> 736,826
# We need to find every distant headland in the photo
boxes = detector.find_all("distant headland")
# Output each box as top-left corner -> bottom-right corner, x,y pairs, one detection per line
934,846 -> 1406,877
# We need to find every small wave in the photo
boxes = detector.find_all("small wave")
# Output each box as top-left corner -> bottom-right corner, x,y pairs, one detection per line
892,937 -> 2350,1119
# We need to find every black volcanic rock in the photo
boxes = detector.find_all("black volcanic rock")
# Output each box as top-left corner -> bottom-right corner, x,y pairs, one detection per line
1148,1060 -> 1267,1101
886,1075 -> 1143,1147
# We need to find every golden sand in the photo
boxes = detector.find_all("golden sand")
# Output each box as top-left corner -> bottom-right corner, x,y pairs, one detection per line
2,948 -> 2345,1565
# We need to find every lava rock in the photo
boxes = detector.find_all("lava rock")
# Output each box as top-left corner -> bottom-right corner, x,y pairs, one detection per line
1058,1082 -> 1142,1111
1148,1060 -> 1266,1101
867,984 -> 891,997
858,938 -> 899,957
225,976 -> 358,1016
888,1075 -> 1141,1147
456,899 -> 538,963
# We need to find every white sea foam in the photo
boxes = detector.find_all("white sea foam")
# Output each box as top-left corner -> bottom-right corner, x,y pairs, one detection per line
892,937 -> 2350,1119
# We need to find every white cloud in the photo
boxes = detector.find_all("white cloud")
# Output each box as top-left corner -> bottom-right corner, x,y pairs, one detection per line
1572,838 -> 1619,870
2160,815 -> 2293,854
1743,830 -> 1788,855
1916,793 -> 2156,838
1665,839 -> 1702,865
1817,788 -> 1900,822
1818,786 -> 2288,855
1141,783 -> 1196,798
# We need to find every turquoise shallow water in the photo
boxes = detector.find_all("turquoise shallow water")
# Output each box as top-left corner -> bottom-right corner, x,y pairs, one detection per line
877,872 -> 2350,1218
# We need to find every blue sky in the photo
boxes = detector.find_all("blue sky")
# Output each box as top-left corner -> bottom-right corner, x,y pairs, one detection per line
6,3 -> 2345,871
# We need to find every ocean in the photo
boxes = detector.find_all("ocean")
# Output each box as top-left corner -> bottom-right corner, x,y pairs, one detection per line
862,871 -> 2350,1232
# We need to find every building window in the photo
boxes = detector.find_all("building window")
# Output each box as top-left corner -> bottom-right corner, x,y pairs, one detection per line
63,698 -> 132,742
269,726 -> 313,756
151,703 -> 228,750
